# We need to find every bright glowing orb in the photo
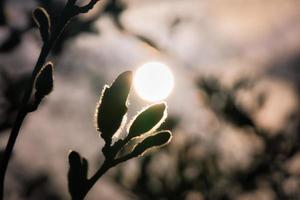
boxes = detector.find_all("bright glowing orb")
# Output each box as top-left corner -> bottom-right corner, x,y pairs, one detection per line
134,62 -> 174,102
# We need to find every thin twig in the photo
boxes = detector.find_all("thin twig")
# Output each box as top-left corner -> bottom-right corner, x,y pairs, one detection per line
0,1 -> 99,199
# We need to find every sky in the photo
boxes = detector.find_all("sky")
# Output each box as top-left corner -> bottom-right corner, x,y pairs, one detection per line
1,0 -> 300,199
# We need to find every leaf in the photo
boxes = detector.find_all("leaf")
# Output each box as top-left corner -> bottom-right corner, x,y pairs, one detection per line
68,151 -> 89,199
131,130 -> 172,157
127,103 -> 167,140
34,62 -> 54,99
32,7 -> 51,42
95,71 -> 132,144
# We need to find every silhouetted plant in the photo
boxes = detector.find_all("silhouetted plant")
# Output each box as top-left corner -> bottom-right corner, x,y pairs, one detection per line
0,72 -> 30,131
0,2 -> 173,199
112,77 -> 299,200
68,71 -> 172,199
0,1 -> 100,199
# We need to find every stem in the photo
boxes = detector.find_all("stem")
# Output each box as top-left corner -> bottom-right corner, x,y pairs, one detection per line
78,157 -> 131,200
0,1 -> 100,199
86,162 -> 110,193
0,110 -> 26,199
71,161 -> 110,200
0,8 -> 65,200
0,43 -> 50,200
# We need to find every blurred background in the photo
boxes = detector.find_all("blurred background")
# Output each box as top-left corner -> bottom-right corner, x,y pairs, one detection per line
0,0 -> 300,199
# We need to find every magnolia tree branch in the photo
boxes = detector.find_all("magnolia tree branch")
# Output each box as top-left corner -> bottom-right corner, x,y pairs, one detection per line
0,1 -> 100,199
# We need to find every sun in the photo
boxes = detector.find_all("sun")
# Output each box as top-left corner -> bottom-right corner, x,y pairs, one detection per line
133,62 -> 175,102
